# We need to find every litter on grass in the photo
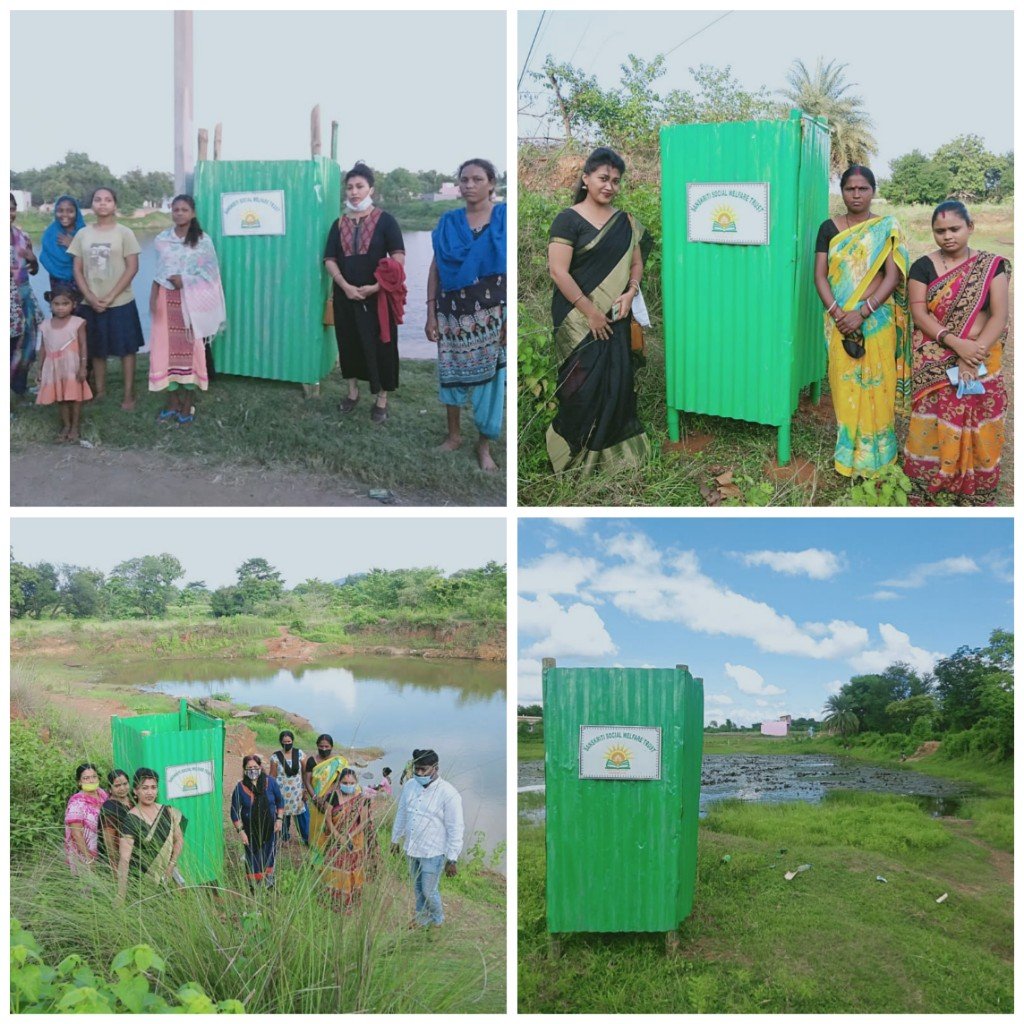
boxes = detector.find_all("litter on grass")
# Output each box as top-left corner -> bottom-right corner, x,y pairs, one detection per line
936,892 -> 949,904
784,864 -> 811,881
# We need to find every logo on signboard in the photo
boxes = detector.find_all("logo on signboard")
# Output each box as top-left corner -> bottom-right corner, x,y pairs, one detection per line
240,211 -> 261,230
580,725 -> 661,780
604,744 -> 632,770
165,760 -> 215,799
711,205 -> 737,233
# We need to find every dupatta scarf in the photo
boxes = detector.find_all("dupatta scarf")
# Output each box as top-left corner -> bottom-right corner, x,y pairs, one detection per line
125,805 -> 185,882
911,251 -> 1010,403
826,215 -> 912,414
153,230 -> 226,340
40,195 -> 86,282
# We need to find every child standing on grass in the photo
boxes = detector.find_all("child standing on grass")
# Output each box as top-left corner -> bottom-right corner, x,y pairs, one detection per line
68,186 -> 144,410
36,289 -> 92,441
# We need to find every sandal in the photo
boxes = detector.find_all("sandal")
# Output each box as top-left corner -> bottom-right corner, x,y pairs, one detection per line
370,403 -> 388,424
177,412 -> 195,425
340,395 -> 359,414
157,409 -> 177,423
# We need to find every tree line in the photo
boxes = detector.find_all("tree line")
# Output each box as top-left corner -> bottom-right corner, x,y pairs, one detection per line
526,55 -> 1012,203
10,551 -> 506,623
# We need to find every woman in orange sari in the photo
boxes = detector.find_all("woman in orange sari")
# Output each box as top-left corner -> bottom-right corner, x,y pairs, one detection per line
904,201 -> 1010,505
323,768 -> 375,911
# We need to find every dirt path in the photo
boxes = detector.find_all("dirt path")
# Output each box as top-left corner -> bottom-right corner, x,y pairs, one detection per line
10,444 -> 424,507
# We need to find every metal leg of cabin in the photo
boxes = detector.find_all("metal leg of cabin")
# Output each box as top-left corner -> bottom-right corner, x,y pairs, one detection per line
668,406 -> 680,443
810,379 -> 822,404
549,935 -> 564,959
665,930 -> 680,956
777,418 -> 791,467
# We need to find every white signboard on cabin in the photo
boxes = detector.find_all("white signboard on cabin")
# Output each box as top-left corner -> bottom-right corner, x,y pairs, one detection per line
221,190 -> 286,236
579,725 -> 662,780
165,760 -> 215,798
687,182 -> 770,245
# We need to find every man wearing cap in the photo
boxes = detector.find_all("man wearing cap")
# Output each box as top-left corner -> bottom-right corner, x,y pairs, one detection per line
390,748 -> 464,928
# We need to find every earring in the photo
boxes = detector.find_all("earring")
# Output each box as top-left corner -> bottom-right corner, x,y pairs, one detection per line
582,183 -> 588,191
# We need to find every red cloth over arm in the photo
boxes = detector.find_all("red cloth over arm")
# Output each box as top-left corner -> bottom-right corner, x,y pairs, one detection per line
374,258 -> 407,343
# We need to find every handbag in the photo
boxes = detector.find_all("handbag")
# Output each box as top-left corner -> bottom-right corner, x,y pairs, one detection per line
630,318 -> 645,355
841,329 -> 865,359
323,294 -> 334,327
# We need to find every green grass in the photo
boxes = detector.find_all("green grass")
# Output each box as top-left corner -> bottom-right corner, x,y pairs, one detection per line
517,193 -> 1013,508
14,210 -> 172,241
12,353 -> 505,506
518,789 -> 1012,1013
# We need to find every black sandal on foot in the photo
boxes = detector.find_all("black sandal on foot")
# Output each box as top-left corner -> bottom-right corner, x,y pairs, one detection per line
340,395 -> 359,414
371,403 -> 388,424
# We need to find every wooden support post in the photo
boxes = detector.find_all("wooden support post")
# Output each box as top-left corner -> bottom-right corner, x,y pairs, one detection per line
330,120 -> 339,161
213,123 -> 223,160
311,105 -> 322,157
197,129 -> 209,163
665,930 -> 680,956
542,657 -> 556,670
549,935 -> 563,959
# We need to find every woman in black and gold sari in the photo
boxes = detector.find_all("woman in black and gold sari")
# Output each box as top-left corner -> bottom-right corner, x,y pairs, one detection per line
116,767 -> 185,902
546,147 -> 651,475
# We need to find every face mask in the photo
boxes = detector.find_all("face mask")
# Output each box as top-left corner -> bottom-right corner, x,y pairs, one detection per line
415,774 -> 433,787
318,750 -> 332,758
344,195 -> 373,213
281,741 -> 293,750
245,768 -> 261,780
81,782 -> 100,792
340,783 -> 356,794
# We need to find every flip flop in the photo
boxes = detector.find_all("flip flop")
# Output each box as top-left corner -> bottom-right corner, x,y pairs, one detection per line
177,413 -> 195,425
340,395 -> 359,414
157,409 -> 177,423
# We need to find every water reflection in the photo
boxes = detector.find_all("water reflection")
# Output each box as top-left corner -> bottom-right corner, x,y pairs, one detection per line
126,655 -> 505,862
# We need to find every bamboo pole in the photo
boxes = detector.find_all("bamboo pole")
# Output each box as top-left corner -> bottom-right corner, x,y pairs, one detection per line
330,121 -> 339,161
197,129 -> 209,162
213,123 -> 222,160
173,11 -> 194,193
311,105 -> 322,157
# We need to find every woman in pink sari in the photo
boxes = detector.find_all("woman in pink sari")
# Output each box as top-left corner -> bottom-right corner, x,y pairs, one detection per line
64,763 -> 109,874
904,201 -> 1011,505
148,194 -> 226,424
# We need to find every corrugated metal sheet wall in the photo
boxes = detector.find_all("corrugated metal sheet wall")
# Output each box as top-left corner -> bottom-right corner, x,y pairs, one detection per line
194,159 -> 340,384
661,111 -> 830,434
543,666 -> 704,934
111,702 -> 225,884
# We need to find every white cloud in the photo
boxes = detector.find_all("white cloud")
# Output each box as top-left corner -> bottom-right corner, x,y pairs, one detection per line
518,554 -> 599,597
848,623 -> 943,675
870,590 -> 902,601
881,556 -> 979,590
551,518 -> 587,533
739,548 -> 845,580
705,692 -> 735,706
824,679 -> 844,696
519,594 -> 617,659
724,663 -> 785,696
981,549 -> 1013,584
586,533 -> 870,661
517,657 -> 543,704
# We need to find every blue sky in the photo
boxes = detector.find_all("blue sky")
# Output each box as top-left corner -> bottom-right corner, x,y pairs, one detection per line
518,518 -> 1013,725
518,11 -> 1013,177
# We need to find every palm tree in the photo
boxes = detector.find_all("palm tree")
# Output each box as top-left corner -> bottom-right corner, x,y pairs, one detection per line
780,58 -> 878,177
822,693 -> 860,745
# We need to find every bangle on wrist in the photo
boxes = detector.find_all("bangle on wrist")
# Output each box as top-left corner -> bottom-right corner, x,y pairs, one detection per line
825,299 -> 838,314
937,329 -> 951,344
571,294 -> 586,307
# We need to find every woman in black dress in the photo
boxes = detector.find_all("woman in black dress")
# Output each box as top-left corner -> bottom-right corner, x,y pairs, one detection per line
324,163 -> 406,423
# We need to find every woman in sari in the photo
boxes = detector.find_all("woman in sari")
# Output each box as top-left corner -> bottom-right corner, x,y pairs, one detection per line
10,193 -> 42,396
426,158 -> 506,472
40,195 -> 86,296
303,734 -> 348,860
814,166 -> 911,477
64,763 -> 108,875
904,201 -> 1010,506
116,768 -> 185,902
99,769 -> 134,873
545,147 -> 651,475
230,755 -> 284,889
148,194 -> 225,424
322,768 -> 375,911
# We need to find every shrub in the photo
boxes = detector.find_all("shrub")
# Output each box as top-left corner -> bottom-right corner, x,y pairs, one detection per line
10,719 -> 74,856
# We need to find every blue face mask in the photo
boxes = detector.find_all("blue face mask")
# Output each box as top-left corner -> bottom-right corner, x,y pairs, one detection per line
415,774 -> 433,787
339,783 -> 356,794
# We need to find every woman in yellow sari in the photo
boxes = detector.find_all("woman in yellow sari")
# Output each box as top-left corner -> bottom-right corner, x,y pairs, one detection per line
302,734 -> 348,862
814,166 -> 910,477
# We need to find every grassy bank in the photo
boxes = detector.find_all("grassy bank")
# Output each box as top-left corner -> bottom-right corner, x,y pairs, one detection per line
11,353 -> 505,506
517,188 -> 1013,507
385,199 -> 461,232
519,784 -> 1011,1012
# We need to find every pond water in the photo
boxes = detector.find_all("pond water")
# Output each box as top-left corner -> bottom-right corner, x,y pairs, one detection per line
110,655 -> 506,863
29,229 -> 436,361
518,753 -> 967,824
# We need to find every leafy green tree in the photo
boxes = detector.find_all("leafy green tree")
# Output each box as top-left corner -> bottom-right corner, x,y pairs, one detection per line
779,58 -> 877,176
17,562 -> 61,619
10,557 -> 37,619
108,554 -> 184,618
823,693 -> 860,742
210,586 -> 245,618
58,565 -> 106,619
235,557 -> 283,607
880,150 -> 952,205
932,134 -> 993,201
177,581 -> 211,607
884,693 -> 936,732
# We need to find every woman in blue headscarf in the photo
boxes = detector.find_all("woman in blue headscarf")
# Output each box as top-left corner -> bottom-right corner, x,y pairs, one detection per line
40,195 -> 86,296
425,159 -> 506,472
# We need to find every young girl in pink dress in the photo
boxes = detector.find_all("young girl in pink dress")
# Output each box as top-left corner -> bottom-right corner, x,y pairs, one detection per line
36,289 -> 92,441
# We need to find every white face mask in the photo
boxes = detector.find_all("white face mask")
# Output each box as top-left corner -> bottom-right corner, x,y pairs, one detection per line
344,195 -> 374,213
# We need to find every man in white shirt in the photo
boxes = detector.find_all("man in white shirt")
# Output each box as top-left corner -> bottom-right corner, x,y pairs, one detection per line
390,748 -> 464,928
